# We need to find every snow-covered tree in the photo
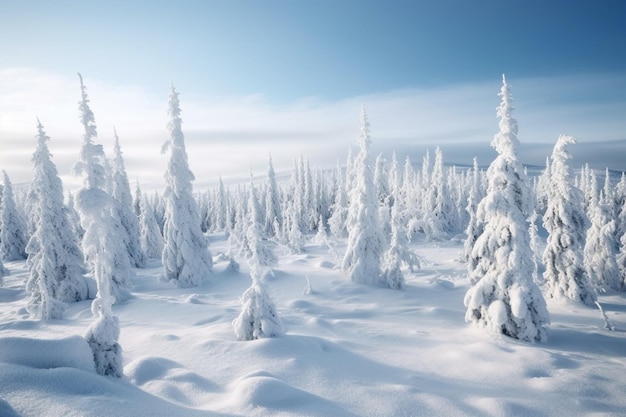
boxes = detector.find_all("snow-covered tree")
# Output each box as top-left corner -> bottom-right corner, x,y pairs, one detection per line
111,130 -> 146,268
264,154 -> 282,237
161,85 -> 212,287
66,192 -> 84,241
0,171 -> 27,261
463,158 -> 482,263
232,213 -> 283,341
542,135 -> 596,305
380,204 -> 406,290
342,106 -> 386,286
584,190 -> 621,292
74,73 -> 125,377
139,194 -> 164,259
423,146 -> 452,239
528,210 -> 541,285
133,181 -> 142,218
535,156 -> 551,213
245,174 -> 277,274
281,200 -> 305,253
232,267 -> 283,341
328,161 -> 348,239
213,177 -> 228,233
26,120 -> 88,319
464,75 -> 549,342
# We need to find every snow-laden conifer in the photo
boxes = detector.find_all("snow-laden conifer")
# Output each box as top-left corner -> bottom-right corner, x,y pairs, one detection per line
328,161 -> 348,239
133,181 -> 142,218
381,203 -> 406,290
342,106 -> 386,286
264,154 -> 282,237
281,199 -> 305,253
139,194 -> 164,259
246,174 -> 277,274
111,130 -> 146,268
0,171 -> 27,261
463,158 -> 482,263
66,192 -> 85,241
464,75 -> 549,342
161,85 -> 212,287
528,210 -> 541,286
584,190 -> 621,291
542,135 -> 596,304
214,177 -> 228,233
74,73 -> 125,377
423,147 -> 452,239
232,248 -> 283,341
26,120 -> 88,319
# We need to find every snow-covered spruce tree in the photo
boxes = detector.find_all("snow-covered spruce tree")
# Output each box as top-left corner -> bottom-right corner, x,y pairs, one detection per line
66,192 -> 85,241
528,209 -> 541,286
535,156 -> 551,214
26,120 -> 88,319
282,200 -> 305,253
161,85 -> 212,287
542,135 -> 596,304
232,261 -> 283,341
133,181 -> 142,218
341,106 -> 386,286
111,130 -> 146,268
214,176 -> 228,233
423,146 -> 452,239
464,75 -> 549,342
374,153 -> 390,204
463,157 -> 482,263
264,154 -> 282,237
139,194 -> 164,259
74,73 -> 125,377
381,203 -> 406,290
584,190 -> 621,292
328,161 -> 348,239
388,152 -> 401,207
245,174 -> 277,275
0,171 -> 27,261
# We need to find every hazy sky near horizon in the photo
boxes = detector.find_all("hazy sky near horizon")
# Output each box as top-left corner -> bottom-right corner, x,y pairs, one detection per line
1,0 -> 625,191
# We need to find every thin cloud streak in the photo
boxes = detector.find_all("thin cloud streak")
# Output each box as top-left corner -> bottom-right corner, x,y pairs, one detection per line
1,68 -> 625,192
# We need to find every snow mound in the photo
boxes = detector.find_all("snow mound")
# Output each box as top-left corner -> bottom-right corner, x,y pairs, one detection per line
227,370 -> 356,417
0,335 -> 95,372
125,356 -> 219,406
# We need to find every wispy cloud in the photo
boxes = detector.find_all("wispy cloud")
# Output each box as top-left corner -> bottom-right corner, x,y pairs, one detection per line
1,68 -> 625,191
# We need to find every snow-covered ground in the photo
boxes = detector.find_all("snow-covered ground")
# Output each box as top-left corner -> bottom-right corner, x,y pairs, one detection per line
1,235 -> 625,417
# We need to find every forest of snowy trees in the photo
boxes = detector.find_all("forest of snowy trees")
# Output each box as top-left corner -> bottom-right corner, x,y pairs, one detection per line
1,74 -> 626,376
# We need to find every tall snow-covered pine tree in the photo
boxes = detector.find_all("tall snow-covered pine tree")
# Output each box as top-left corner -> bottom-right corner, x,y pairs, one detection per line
342,105 -> 386,286
542,135 -> 596,304
0,171 -> 27,262
111,129 -> 146,268
74,73 -> 126,377
26,120 -> 88,319
464,75 -> 549,342
161,85 -> 212,287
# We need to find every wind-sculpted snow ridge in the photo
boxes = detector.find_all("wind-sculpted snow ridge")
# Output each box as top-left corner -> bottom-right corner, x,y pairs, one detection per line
1,236 -> 626,416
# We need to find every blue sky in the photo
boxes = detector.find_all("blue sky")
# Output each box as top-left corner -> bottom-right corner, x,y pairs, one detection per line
1,0 -> 625,189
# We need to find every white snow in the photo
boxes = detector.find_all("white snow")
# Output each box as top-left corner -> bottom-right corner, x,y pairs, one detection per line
1,236 -> 626,416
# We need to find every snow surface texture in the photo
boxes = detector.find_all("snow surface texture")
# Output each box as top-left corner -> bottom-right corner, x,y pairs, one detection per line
1,237 -> 626,417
